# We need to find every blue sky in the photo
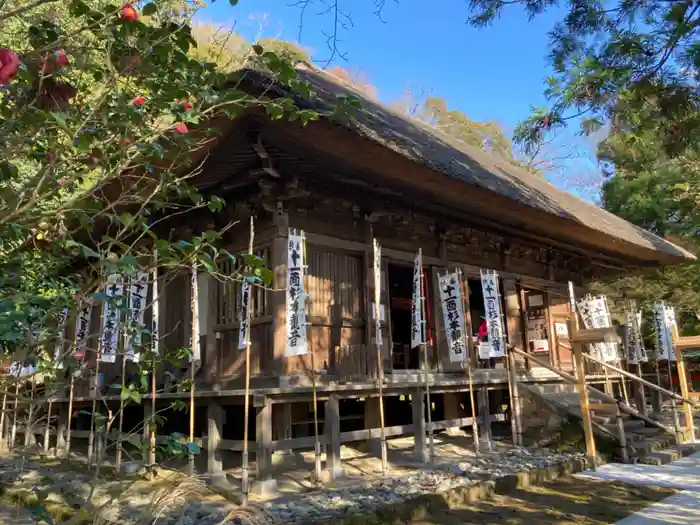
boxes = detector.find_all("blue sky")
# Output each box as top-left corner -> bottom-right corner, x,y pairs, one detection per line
201,0 -> 601,199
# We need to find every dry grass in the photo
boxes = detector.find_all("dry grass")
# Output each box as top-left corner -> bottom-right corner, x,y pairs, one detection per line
410,477 -> 677,524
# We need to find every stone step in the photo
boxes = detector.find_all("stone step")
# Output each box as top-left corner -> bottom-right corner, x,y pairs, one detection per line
602,419 -> 646,435
630,435 -> 677,455
631,427 -> 667,438
638,442 -> 700,466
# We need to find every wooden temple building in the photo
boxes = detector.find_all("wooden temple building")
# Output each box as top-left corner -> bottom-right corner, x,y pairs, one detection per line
33,63 -> 695,490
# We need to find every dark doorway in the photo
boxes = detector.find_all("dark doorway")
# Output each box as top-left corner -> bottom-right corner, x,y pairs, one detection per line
467,278 -> 485,341
388,263 -> 420,370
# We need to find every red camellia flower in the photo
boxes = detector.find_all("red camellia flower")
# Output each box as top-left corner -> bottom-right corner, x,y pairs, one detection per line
183,102 -> 193,111
121,3 -> 138,21
133,95 -> 146,106
174,122 -> 188,134
54,49 -> 69,68
0,48 -> 20,85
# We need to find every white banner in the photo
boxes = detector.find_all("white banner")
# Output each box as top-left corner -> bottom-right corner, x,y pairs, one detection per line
286,229 -> 309,356
577,296 -> 618,361
125,271 -> 149,363
53,307 -> 69,368
190,266 -> 201,363
74,302 -> 93,361
625,304 -> 647,364
653,302 -> 677,361
100,274 -> 124,363
411,253 -> 425,349
238,280 -> 251,350
373,239 -> 383,347
666,305 -> 678,362
438,272 -> 468,363
480,269 -> 505,358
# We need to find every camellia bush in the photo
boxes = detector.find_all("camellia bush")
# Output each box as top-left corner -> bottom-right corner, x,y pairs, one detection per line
0,1 -> 312,516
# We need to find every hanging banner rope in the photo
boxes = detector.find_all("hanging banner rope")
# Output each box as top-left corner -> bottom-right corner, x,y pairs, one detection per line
438,271 -> 468,363
125,271 -> 149,363
100,274 -> 124,364
285,229 -> 309,356
480,269 -> 506,359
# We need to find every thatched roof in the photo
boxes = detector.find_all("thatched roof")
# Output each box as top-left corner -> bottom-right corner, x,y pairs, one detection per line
241,63 -> 694,264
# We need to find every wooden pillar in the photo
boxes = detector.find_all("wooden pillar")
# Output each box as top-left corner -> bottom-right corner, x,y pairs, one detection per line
325,394 -> 343,479
56,405 -> 68,457
203,273 -> 219,387
573,338 -> 597,467
272,402 -> 292,453
478,386 -> 492,450
364,397 -> 382,456
412,388 -> 428,462
271,208 -> 289,378
633,365 -> 647,415
503,278 -> 524,446
252,398 -> 276,495
443,393 -> 462,436
207,402 -> 225,484
673,334 -> 695,439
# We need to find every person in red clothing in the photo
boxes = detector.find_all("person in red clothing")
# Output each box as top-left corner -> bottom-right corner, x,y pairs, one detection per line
477,317 -> 488,342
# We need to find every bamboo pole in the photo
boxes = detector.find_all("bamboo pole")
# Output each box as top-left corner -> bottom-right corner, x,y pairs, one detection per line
65,375 -> 75,459
10,381 -> 19,450
0,382 -> 7,452
373,238 -> 388,476
88,353 -> 102,468
466,363 -> 480,453
241,217 -> 254,504
43,397 -> 52,458
457,269 -> 479,453
569,282 -> 597,469
188,263 -> 199,477
300,232 -> 322,481
148,255 -> 159,475
666,356 -> 681,442
115,342 -> 128,471
418,250 -> 434,461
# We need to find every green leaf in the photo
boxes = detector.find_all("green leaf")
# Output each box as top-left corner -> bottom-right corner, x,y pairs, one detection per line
142,2 -> 157,15
252,44 -> 264,55
229,0 -> 239,5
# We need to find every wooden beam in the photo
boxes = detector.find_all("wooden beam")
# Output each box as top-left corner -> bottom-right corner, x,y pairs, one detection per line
571,327 -> 620,344
675,335 -> 700,351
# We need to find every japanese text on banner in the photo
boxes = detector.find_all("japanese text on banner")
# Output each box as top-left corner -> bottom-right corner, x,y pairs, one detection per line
480,269 -> 505,358
286,229 -> 309,356
373,239 -> 383,347
438,272 -> 468,363
126,271 -> 149,363
238,280 -> 251,350
100,274 -> 124,363
74,302 -> 93,361
53,308 -> 69,367
411,253 -> 425,349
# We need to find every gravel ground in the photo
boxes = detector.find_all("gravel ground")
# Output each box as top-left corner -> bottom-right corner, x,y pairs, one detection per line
0,448 -> 585,525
